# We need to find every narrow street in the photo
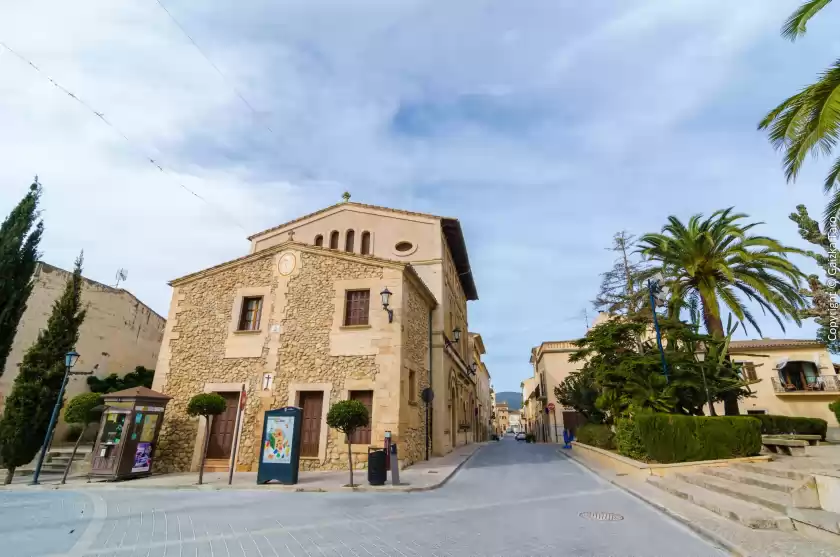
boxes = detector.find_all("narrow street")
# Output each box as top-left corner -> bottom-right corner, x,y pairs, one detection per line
1,437 -> 726,556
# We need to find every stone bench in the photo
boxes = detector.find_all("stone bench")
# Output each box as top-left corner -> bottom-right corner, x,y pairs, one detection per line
762,434 -> 821,446
762,437 -> 809,457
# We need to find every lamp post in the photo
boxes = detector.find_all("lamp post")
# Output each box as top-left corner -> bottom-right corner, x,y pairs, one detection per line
647,275 -> 670,383
31,350 -> 81,485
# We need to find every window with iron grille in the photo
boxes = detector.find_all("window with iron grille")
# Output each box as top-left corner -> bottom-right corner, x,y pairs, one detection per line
344,290 -> 370,326
238,296 -> 263,331
349,390 -> 373,444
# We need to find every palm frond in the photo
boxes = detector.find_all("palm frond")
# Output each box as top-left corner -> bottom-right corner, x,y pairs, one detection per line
781,0 -> 832,41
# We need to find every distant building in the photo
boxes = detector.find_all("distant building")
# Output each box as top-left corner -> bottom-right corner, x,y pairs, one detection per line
508,409 -> 521,433
0,262 -> 165,441
494,402 -> 510,435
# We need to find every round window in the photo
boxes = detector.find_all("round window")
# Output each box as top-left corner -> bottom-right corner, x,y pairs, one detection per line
395,241 -> 414,252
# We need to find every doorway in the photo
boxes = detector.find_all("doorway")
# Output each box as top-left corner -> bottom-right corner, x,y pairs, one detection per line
207,392 -> 240,459
299,391 -> 324,458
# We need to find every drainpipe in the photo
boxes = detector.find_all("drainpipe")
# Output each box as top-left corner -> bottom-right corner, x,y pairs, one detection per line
427,309 -> 433,460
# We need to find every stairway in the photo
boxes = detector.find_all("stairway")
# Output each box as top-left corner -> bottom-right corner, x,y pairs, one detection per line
17,445 -> 93,476
648,460 -> 840,540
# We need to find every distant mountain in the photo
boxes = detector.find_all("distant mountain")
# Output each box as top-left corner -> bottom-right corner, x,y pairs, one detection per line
495,391 -> 522,411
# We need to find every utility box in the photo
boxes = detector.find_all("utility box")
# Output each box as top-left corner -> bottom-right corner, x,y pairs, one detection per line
89,387 -> 171,481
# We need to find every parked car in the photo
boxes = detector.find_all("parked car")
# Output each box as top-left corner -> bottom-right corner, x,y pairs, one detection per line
515,432 -> 526,441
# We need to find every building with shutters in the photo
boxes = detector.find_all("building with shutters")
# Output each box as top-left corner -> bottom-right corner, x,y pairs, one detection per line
152,198 -> 481,473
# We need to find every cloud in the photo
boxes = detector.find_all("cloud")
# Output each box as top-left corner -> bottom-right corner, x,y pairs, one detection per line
0,0 -> 836,391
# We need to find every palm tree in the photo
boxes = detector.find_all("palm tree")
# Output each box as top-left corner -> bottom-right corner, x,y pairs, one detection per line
759,0 -> 839,226
638,209 -> 807,414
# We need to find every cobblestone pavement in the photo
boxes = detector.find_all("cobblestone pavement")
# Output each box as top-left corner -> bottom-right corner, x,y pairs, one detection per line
1,438 -> 726,556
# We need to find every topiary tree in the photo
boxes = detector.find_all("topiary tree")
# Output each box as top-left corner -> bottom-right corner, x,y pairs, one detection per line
326,399 -> 369,487
61,392 -> 103,484
830,400 -> 840,426
186,393 -> 227,485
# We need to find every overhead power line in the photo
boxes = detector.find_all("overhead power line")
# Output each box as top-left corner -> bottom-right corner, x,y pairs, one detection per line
0,40 -> 248,233
152,0 -> 274,134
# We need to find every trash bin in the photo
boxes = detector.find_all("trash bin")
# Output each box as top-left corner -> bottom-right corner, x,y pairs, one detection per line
368,448 -> 387,486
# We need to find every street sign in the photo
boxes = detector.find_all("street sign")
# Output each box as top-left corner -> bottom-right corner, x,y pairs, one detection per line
547,403 -> 555,411
421,387 -> 434,403
239,388 -> 247,410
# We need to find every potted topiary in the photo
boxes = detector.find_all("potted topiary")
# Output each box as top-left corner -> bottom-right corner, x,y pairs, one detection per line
186,393 -> 227,485
326,399 -> 370,487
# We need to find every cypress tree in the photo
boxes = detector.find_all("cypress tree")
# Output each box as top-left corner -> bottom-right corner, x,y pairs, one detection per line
0,252 -> 86,483
0,178 -> 43,377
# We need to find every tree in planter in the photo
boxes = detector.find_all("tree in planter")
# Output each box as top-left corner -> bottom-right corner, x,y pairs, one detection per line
325,400 -> 369,487
186,393 -> 227,485
0,252 -> 86,484
0,179 -> 43,378
60,392 -> 103,484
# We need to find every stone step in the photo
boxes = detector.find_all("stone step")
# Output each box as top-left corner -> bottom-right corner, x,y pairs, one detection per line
788,508 -> 840,536
647,476 -> 793,530
701,467 -> 802,493
731,462 -> 813,482
675,472 -> 791,513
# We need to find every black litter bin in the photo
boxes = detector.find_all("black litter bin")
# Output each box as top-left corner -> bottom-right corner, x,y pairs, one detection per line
368,448 -> 387,486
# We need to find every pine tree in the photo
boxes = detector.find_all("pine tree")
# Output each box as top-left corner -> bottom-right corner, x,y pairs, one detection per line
0,253 -> 87,483
592,231 -> 648,317
789,205 -> 840,353
0,178 -> 43,377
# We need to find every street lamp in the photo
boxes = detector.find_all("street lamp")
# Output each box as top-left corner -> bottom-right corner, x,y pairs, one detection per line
31,350 -> 84,485
647,273 -> 670,383
452,326 -> 461,343
380,287 -> 393,323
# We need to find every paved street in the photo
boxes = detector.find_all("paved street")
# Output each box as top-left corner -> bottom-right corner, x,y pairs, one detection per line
1,437 -> 726,556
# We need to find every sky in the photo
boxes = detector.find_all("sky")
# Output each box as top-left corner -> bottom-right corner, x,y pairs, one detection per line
1,0 -> 839,393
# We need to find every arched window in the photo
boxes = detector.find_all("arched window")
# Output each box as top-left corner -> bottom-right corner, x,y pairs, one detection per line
345,229 -> 355,252
361,231 -> 371,255
329,231 -> 339,249
314,234 -> 323,247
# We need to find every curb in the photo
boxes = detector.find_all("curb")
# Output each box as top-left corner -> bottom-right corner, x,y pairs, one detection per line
1,445 -> 484,494
557,449 -> 748,557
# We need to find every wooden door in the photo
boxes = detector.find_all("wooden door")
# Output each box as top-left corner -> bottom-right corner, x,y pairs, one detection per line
299,391 -> 324,457
207,392 -> 239,459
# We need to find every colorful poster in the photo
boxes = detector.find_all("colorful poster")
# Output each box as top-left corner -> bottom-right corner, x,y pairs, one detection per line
131,442 -> 152,473
262,416 -> 294,464
139,414 -> 158,442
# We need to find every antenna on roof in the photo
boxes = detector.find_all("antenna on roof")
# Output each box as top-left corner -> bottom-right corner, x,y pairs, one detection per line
566,308 -> 590,331
114,268 -> 128,288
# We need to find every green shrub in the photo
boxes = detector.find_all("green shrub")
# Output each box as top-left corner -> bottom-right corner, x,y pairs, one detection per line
738,414 -> 828,440
614,418 -> 647,461
636,415 -> 761,463
576,424 -> 615,450
829,401 -> 840,426
186,393 -> 227,418
525,433 -> 535,443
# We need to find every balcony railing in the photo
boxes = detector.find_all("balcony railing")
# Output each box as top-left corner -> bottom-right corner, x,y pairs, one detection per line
771,375 -> 840,393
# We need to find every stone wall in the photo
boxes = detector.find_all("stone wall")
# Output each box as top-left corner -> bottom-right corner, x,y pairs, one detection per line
155,256 -> 275,473
402,280 -> 431,465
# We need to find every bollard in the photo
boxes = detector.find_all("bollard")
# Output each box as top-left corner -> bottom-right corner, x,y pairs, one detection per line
390,442 -> 400,485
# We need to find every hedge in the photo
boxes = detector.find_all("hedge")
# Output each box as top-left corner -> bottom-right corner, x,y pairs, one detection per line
738,414 -> 828,440
615,418 -> 647,461
575,424 -> 615,450
830,400 -> 840,426
634,414 -> 762,464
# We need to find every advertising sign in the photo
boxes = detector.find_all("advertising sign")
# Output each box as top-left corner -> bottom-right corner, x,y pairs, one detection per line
131,442 -> 153,473
257,407 -> 302,485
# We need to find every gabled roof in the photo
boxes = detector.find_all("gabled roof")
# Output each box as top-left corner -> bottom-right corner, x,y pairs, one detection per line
169,241 -> 438,309
247,201 -> 478,301
102,386 -> 172,400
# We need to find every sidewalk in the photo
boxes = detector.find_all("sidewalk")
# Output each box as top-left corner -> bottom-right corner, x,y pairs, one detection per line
559,446 -> 840,557
3,442 -> 485,493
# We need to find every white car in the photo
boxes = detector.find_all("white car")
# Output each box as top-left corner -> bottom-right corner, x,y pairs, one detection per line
515,432 -> 526,441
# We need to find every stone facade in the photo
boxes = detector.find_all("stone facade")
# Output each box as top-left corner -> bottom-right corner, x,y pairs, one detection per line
153,242 -> 436,474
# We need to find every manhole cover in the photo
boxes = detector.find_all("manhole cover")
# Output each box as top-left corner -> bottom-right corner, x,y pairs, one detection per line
579,512 -> 624,521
